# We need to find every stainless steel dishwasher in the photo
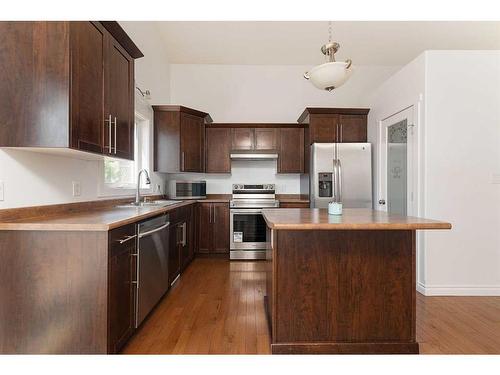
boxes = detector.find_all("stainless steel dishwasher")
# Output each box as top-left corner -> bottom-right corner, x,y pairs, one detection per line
136,214 -> 170,327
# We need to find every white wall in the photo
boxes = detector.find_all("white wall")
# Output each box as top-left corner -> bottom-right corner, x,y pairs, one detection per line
168,63 -> 399,193
170,64 -> 400,122
167,160 -> 300,195
423,51 -> 500,295
368,51 -> 500,295
119,21 -> 171,104
0,23 -> 171,209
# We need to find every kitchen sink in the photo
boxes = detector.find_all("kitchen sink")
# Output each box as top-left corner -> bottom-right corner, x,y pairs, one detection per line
115,200 -> 181,208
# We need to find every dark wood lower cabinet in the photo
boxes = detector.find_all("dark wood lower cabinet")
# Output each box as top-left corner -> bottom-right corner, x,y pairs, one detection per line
108,223 -> 136,353
197,202 -> 230,255
169,205 -> 196,284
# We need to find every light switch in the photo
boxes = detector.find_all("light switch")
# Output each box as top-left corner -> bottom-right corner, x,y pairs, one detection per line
0,180 -> 4,201
72,181 -> 81,197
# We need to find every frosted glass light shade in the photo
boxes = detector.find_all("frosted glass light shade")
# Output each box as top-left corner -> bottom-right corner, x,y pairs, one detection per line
305,61 -> 353,91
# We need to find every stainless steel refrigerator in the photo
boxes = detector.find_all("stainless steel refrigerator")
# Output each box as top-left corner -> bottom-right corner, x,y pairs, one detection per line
310,143 -> 372,208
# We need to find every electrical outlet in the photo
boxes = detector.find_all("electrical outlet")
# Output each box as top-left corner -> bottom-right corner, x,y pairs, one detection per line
0,180 -> 4,201
491,173 -> 500,184
72,181 -> 81,197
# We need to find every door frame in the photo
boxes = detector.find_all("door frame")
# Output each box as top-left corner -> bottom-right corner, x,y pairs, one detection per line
378,106 -> 417,215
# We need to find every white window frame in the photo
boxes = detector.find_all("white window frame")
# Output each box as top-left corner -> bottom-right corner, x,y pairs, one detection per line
98,106 -> 154,198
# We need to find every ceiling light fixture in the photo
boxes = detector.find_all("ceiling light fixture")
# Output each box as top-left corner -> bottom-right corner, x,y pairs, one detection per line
304,21 -> 353,92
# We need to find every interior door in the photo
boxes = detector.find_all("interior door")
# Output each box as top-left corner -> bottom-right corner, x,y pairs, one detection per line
379,107 -> 415,215
105,34 -> 134,160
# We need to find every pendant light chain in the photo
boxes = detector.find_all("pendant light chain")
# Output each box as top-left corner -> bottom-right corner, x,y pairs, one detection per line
328,21 -> 332,43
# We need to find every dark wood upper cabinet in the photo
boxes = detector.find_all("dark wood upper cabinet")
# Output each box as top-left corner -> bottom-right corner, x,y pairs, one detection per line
230,127 -> 278,151
298,108 -> 370,144
0,21 -> 141,160
278,128 -> 304,173
231,128 -> 254,150
339,114 -> 367,142
255,128 -> 278,150
197,202 -> 230,255
298,108 -> 370,173
180,113 -> 205,172
70,22 -> 106,154
105,34 -> 135,160
0,22 -> 70,148
206,128 -> 231,173
153,106 -> 212,173
308,115 -> 338,143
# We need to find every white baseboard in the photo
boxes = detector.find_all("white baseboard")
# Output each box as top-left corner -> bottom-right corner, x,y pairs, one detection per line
417,282 -> 500,296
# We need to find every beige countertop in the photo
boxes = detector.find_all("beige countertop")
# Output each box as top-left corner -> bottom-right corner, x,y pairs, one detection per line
0,201 -> 197,232
262,208 -> 452,231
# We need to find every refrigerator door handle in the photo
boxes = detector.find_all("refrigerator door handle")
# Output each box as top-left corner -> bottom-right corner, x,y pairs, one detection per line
337,159 -> 342,203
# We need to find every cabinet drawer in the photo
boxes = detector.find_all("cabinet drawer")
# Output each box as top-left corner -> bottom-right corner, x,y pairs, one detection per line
109,223 -> 137,254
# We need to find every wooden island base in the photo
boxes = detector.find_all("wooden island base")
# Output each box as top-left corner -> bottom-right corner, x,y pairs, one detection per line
265,229 -> 419,354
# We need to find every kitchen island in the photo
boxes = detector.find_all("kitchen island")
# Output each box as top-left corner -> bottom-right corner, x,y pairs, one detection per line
262,208 -> 451,354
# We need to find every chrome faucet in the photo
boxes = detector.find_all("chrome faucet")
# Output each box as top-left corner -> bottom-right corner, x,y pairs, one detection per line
135,169 -> 151,205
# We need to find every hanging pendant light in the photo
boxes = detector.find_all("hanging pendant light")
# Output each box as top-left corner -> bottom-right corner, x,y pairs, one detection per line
304,22 -> 353,92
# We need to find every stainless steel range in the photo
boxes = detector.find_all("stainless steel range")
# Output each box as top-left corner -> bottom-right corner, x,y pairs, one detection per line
230,184 -> 279,260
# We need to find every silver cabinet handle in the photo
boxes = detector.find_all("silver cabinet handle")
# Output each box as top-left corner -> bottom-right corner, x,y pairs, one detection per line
105,114 -> 112,153
181,151 -> 185,171
181,222 -> 187,246
379,199 -> 386,205
340,123 -> 343,143
138,222 -> 170,238
113,116 -> 117,154
213,206 -> 216,223
117,234 -> 136,244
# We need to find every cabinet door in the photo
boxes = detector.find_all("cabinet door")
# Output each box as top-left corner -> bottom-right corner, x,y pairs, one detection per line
180,113 -> 205,172
105,34 -> 135,160
212,203 -> 230,254
231,128 -> 254,150
339,114 -> 367,142
168,224 -> 181,284
179,222 -> 190,271
0,22 -> 70,148
187,206 -> 195,262
255,128 -> 278,150
206,128 -> 231,173
197,203 -> 212,254
70,22 -> 106,154
309,115 -> 338,143
108,223 -> 136,353
278,128 -> 304,173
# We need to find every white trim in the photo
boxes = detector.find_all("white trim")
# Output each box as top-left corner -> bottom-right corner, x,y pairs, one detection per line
417,282 -> 500,296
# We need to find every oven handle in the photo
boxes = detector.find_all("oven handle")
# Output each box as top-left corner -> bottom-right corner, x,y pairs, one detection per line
230,209 -> 263,214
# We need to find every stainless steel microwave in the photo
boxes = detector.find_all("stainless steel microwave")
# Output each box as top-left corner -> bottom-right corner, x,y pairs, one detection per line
168,180 -> 206,200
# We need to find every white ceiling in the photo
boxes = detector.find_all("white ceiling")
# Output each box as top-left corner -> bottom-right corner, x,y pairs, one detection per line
155,21 -> 500,66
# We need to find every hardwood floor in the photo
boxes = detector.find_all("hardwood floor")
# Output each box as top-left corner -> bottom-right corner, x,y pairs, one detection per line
122,258 -> 500,355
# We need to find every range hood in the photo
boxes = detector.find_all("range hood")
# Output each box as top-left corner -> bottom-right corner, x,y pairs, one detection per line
230,150 -> 279,161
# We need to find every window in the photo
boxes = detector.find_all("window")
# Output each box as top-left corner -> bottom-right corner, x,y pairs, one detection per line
100,112 -> 152,195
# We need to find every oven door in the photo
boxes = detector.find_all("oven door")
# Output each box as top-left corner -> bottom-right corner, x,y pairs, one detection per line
230,208 -> 267,250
